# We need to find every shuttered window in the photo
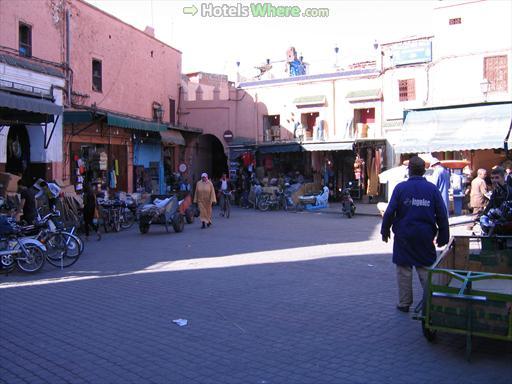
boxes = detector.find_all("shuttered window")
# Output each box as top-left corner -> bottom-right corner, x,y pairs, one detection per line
399,79 -> 416,101
484,56 -> 508,92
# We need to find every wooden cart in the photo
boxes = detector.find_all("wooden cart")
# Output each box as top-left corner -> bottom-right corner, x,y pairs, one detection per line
417,235 -> 512,360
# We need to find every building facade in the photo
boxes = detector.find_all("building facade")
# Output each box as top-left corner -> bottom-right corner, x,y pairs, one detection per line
0,0 -> 66,184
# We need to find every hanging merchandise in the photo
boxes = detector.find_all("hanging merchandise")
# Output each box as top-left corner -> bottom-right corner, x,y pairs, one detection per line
115,159 -> 120,176
109,170 -> 117,189
99,152 -> 108,170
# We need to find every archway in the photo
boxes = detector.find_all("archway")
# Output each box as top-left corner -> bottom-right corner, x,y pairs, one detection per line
196,134 -> 227,181
6,125 -> 30,180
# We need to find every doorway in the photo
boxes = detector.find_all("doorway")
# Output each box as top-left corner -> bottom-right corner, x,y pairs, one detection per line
6,125 -> 30,180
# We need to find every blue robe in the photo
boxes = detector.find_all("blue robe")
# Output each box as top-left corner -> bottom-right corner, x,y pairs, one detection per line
431,165 -> 450,215
381,176 -> 450,267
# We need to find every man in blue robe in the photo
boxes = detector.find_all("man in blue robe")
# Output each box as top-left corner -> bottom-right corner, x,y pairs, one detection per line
381,156 -> 450,312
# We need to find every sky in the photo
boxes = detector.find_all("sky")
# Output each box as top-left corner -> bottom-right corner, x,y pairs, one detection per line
86,0 -> 440,80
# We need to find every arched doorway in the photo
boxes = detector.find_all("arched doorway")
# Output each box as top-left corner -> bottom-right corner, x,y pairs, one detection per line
6,125 -> 30,180
196,134 -> 227,181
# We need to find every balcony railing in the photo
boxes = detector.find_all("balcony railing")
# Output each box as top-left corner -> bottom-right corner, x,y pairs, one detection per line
0,79 -> 52,98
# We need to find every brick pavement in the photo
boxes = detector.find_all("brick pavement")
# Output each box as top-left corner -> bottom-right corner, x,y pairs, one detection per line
0,208 -> 510,383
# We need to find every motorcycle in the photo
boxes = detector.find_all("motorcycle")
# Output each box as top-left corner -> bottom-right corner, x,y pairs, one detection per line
1,216 -> 47,274
258,185 -> 295,212
479,201 -> 512,236
341,182 -> 356,218
138,195 -> 185,234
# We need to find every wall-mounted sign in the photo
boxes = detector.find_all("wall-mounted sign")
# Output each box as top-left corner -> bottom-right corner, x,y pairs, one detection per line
179,163 -> 187,173
223,130 -> 233,142
392,40 -> 432,66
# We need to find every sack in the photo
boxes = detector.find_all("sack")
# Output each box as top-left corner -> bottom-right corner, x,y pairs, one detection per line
0,216 -> 18,235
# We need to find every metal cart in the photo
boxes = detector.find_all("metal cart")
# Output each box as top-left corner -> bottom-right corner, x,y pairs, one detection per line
415,235 -> 512,360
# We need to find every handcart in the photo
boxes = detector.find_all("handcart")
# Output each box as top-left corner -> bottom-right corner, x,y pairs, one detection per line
415,235 -> 512,360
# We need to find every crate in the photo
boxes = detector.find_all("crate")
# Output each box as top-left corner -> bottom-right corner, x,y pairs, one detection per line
424,235 -> 512,358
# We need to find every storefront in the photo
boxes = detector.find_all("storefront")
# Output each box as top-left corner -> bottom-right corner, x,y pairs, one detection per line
395,102 -> 512,171
64,110 -> 168,195
0,89 -> 63,184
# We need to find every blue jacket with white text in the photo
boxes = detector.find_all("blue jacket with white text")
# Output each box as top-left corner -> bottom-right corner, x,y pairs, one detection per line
381,176 -> 450,267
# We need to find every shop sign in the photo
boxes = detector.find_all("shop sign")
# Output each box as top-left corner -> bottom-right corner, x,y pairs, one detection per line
392,40 -> 432,66
223,130 -> 233,142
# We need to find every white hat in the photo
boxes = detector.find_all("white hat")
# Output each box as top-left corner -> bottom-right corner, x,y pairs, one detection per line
201,172 -> 208,178
430,157 -> 441,166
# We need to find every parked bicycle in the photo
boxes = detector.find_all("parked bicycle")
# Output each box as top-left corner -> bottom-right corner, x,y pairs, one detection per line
98,199 -> 122,233
20,210 -> 83,268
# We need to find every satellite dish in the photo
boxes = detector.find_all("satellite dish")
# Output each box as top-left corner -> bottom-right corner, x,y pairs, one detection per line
179,163 -> 187,173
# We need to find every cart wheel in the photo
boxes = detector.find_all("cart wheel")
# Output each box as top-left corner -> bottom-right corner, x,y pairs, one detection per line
422,320 -> 437,342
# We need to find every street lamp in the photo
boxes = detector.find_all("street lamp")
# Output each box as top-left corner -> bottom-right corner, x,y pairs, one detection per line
480,78 -> 490,101
334,46 -> 339,68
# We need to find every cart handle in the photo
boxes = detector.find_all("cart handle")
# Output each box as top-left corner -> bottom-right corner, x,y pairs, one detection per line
432,292 -> 487,302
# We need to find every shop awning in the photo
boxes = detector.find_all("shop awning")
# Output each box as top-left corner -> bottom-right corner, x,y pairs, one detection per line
107,113 -> 168,132
0,91 -> 62,116
301,141 -> 354,151
395,103 -> 512,154
258,143 -> 303,154
160,129 -> 185,145
63,110 -> 98,124
293,95 -> 326,106
346,89 -> 382,102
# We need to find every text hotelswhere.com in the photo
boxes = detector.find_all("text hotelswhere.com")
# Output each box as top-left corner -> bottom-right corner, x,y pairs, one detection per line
183,3 -> 330,18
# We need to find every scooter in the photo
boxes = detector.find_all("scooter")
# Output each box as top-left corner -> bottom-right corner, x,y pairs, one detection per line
138,195 -> 185,234
341,182 -> 356,218
258,184 -> 295,212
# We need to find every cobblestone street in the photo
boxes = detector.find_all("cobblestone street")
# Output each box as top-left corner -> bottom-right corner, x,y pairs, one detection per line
1,208 -> 511,383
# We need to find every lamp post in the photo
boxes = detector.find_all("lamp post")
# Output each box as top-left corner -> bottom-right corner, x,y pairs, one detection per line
236,61 -> 240,83
480,78 -> 490,102
334,46 -> 339,69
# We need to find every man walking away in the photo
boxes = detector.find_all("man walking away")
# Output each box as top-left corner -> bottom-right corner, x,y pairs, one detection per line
381,156 -> 450,313
470,168 -> 488,218
430,158 -> 450,216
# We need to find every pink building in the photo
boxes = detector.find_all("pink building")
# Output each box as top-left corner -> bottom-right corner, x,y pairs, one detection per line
0,0 -> 66,183
63,0 -> 192,194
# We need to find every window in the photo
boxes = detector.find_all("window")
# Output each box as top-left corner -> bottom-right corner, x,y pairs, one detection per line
263,115 -> 280,142
19,23 -> 32,57
484,56 -> 508,92
152,102 -> 163,122
92,59 -> 102,92
169,98 -> 176,125
398,79 -> 415,101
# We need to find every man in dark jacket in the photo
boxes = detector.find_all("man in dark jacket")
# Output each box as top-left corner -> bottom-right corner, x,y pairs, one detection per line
381,156 -> 450,313
483,166 -> 512,214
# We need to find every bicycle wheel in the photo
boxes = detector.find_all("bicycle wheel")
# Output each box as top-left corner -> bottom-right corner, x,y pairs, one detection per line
16,244 -> 45,273
45,233 -> 80,268
60,232 -> 83,258
225,199 -> 231,218
258,199 -> 270,211
120,208 -> 135,230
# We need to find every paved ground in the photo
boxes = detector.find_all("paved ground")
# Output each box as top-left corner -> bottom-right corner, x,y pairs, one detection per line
0,207 -> 510,384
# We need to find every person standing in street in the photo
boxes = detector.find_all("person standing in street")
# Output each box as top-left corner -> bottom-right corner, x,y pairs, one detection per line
470,168 -> 488,218
83,183 -> 101,241
430,158 -> 450,216
194,172 -> 217,228
381,156 -> 450,313
15,180 -> 37,225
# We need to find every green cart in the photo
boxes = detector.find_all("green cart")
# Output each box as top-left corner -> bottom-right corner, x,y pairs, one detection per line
415,235 -> 512,360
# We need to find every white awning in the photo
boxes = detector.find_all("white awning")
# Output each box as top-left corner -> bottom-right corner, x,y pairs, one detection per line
394,103 -> 512,154
301,141 -> 353,151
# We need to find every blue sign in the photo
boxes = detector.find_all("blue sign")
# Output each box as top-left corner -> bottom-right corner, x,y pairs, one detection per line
392,41 -> 432,66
